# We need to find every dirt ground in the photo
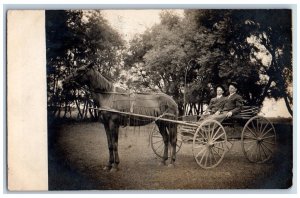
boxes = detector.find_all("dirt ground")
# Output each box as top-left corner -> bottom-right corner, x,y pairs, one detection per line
48,120 -> 293,190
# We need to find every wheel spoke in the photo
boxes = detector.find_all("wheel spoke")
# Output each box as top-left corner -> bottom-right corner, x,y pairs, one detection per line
242,117 -> 276,163
194,136 -> 206,143
195,147 -> 206,158
262,135 -> 275,140
152,139 -> 163,144
204,126 -> 210,140
260,142 -> 269,159
155,142 -> 164,151
214,140 -> 227,144
251,121 -> 257,134
212,147 -> 222,158
261,128 -> 274,138
254,142 -> 259,161
246,126 -> 257,138
212,127 -> 221,140
213,132 -> 225,141
243,134 -> 257,140
211,123 -> 217,133
261,142 -> 273,154
263,140 -> 276,145
259,119 -> 264,135
197,130 -> 206,139
258,143 -> 263,161
204,149 -> 209,167
209,149 -> 213,166
245,142 -> 255,153
260,123 -> 270,136
225,141 -> 233,150
199,149 -> 208,164
214,145 -> 226,151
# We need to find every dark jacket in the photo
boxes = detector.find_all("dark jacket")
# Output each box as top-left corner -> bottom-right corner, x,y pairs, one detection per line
207,96 -> 227,114
221,93 -> 243,115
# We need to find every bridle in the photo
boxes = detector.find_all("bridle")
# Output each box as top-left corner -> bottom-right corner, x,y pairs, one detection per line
67,65 -> 92,87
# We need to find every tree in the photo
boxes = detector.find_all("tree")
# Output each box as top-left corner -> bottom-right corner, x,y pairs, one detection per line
184,9 -> 292,115
124,11 -> 193,115
46,10 -> 125,120
240,10 -> 292,115
125,9 -> 292,116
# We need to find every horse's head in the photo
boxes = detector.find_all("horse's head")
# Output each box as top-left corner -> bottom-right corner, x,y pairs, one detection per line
63,63 -> 94,89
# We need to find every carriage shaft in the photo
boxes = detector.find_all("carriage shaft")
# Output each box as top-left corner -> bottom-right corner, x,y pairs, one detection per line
90,107 -> 199,127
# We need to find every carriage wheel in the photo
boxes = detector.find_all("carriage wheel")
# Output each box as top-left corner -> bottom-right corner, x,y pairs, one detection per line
150,124 -> 183,158
241,116 -> 276,163
193,120 -> 228,169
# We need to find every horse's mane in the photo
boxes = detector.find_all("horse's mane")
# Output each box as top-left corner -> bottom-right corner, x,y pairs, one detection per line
89,68 -> 114,92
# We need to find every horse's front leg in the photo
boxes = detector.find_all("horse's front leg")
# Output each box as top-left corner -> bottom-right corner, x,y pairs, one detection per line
109,117 -> 120,172
157,124 -> 169,166
103,122 -> 114,171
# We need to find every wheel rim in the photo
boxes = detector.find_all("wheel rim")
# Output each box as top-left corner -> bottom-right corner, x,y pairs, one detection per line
241,116 -> 276,163
150,125 -> 183,158
193,120 -> 227,169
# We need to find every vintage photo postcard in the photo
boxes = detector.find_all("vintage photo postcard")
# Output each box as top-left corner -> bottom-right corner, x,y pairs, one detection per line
7,8 -> 294,191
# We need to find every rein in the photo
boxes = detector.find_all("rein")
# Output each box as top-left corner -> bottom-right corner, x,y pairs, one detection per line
92,90 -> 164,96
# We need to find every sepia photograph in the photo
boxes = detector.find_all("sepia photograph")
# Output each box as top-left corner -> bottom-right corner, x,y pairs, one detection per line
6,7 -> 294,192
45,9 -> 293,190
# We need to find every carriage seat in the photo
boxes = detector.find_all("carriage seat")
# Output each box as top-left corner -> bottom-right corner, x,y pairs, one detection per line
231,106 -> 260,120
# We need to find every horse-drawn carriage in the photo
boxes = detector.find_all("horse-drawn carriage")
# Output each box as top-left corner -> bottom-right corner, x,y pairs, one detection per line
97,105 -> 276,169
64,63 -> 277,171
150,106 -> 276,169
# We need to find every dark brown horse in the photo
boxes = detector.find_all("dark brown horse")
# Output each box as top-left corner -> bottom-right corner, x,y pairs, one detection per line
64,64 -> 178,172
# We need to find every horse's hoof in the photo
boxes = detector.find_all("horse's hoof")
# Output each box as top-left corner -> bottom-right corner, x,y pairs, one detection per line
168,164 -> 175,168
103,166 -> 111,171
158,161 -> 166,166
110,167 -> 118,173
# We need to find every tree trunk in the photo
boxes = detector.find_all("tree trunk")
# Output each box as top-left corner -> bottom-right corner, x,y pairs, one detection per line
88,101 -> 96,120
93,102 -> 99,120
257,76 -> 273,105
200,103 -> 204,115
283,94 -> 293,116
84,100 -> 89,119
196,101 -> 201,115
56,102 -> 62,118
75,99 -> 83,119
63,101 -> 68,118
178,103 -> 184,116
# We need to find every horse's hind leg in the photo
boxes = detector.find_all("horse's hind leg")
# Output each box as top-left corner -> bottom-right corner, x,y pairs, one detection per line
110,123 -> 120,172
168,123 -> 177,168
157,123 -> 169,165
103,122 -> 114,171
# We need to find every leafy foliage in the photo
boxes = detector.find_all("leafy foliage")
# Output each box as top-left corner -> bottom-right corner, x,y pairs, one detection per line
46,10 -> 125,120
125,9 -> 292,116
47,9 -> 292,118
